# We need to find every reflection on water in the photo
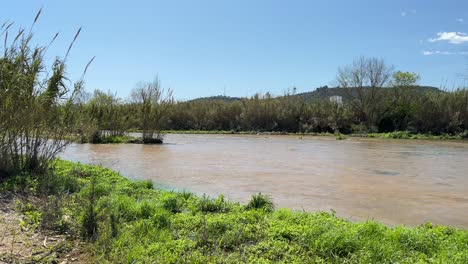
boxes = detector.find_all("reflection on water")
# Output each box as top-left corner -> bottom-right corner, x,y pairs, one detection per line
371,169 -> 400,176
60,134 -> 468,227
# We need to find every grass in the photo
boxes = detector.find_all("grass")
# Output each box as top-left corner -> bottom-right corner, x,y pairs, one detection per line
352,131 -> 467,140
2,160 -> 468,263
91,135 -> 137,144
78,134 -> 164,144
161,130 -> 327,135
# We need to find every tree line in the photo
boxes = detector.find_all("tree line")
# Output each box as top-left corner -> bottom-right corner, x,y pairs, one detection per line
76,57 -> 468,139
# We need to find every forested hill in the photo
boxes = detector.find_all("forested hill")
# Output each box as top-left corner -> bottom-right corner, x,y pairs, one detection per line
187,95 -> 243,103
293,85 -> 444,101
187,85 -> 444,102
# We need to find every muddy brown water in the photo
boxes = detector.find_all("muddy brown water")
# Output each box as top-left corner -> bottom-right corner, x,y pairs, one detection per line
60,134 -> 468,228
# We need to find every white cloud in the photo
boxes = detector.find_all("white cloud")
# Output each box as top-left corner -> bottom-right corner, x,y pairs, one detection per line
401,9 -> 416,17
422,50 -> 468,55
428,32 -> 468,44
456,18 -> 464,23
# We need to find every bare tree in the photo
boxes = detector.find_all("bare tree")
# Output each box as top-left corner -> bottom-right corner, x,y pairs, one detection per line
336,56 -> 393,131
131,78 -> 173,143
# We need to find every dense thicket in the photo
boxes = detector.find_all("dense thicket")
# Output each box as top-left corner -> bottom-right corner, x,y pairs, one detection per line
0,15 -> 85,175
81,85 -> 468,137
77,80 -> 173,143
76,57 -> 467,137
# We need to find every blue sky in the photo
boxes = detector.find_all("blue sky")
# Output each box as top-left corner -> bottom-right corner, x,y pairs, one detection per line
1,0 -> 468,100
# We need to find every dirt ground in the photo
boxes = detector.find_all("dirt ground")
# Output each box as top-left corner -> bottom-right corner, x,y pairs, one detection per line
0,194 -> 92,264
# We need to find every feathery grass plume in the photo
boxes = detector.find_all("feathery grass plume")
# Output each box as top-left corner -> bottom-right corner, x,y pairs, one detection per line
0,21 -> 13,38
44,31 -> 60,53
29,7 -> 42,33
81,56 -> 95,80
65,27 -> 81,60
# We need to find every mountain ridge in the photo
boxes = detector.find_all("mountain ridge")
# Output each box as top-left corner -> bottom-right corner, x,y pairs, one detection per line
186,85 -> 444,103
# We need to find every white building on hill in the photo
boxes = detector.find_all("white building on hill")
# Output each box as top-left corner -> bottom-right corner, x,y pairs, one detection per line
329,95 -> 343,105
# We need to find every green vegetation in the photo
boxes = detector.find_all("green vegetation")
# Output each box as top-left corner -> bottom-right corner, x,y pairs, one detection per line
0,13 -> 86,175
77,68 -> 467,141
335,133 -> 347,140
246,193 -> 274,212
130,79 -> 173,143
84,135 -> 137,144
159,130 -> 467,141
2,160 -> 468,263
77,83 -> 173,144
354,131 -> 468,140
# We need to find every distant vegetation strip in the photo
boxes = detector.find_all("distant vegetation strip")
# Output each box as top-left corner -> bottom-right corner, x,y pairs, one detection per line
81,82 -> 468,145
158,130 -> 467,141
86,135 -> 136,144
2,160 -> 468,263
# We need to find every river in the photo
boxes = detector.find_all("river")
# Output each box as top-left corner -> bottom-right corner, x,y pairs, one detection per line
60,134 -> 468,228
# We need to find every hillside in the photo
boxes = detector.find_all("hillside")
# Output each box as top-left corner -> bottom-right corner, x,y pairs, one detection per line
187,85 -> 444,103
187,95 -> 243,103
293,85 -> 444,101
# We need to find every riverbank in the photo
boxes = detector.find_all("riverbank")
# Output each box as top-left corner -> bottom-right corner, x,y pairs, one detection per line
0,193 -> 91,263
80,131 -> 467,145
1,160 -> 467,263
160,130 -> 467,141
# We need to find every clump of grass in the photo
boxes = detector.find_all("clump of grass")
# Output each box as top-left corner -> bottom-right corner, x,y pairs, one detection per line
15,200 -> 42,231
335,132 -> 346,140
198,194 -> 230,213
150,208 -> 171,229
162,194 -> 182,213
81,176 -> 98,240
246,193 -> 274,212
133,179 -> 153,190
180,190 -> 194,200
90,135 -> 136,144
137,200 -> 158,219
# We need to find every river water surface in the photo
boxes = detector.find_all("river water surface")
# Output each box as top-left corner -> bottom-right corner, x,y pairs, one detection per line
60,134 -> 468,228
